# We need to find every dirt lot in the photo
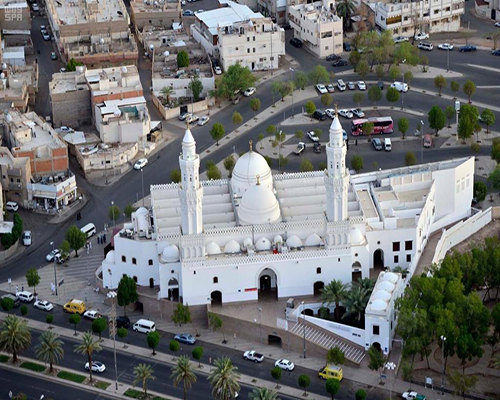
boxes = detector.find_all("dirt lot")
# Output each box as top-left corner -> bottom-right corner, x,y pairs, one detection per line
453,219 -> 500,254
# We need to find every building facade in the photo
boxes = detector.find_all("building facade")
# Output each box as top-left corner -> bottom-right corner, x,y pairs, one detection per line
130,0 -> 181,30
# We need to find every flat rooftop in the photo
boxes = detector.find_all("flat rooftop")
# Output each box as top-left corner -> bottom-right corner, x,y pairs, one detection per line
50,71 -> 89,95
8,111 -> 65,151
47,0 -> 128,26
196,1 -> 263,35
131,0 -> 179,12
0,0 -> 28,8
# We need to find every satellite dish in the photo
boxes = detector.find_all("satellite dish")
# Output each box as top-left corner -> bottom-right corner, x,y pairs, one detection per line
163,50 -> 170,57
121,66 -> 128,73
114,110 -> 122,117
100,37 -> 105,44
149,44 -> 155,50
0,73 -> 5,79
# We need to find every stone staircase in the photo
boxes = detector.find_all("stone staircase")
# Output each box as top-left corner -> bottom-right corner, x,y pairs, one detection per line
290,321 -> 366,364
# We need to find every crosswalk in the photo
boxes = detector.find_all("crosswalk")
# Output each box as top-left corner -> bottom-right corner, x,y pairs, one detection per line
290,321 -> 366,364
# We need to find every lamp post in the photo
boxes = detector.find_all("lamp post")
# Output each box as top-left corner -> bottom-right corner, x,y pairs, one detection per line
446,20 -> 450,72
385,361 -> 396,400
111,201 -> 115,227
285,308 -> 289,353
108,290 -> 119,391
257,307 -> 262,344
141,168 -> 145,207
50,241 -> 57,296
401,59 -> 406,110
289,67 -> 295,117
440,335 -> 447,395
420,120 -> 424,164
301,301 -> 306,359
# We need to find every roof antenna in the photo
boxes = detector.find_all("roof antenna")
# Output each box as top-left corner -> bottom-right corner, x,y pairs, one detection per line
256,174 -> 260,185
249,140 -> 253,152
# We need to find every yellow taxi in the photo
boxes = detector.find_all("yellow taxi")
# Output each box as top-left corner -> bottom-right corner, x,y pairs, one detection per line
63,299 -> 86,315
318,364 -> 343,381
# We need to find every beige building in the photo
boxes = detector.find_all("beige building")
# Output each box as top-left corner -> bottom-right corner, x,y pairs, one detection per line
0,145 -> 30,206
45,0 -> 138,66
0,0 -> 31,32
0,62 -> 39,112
257,0 -> 286,23
288,0 -> 343,58
130,0 -> 181,30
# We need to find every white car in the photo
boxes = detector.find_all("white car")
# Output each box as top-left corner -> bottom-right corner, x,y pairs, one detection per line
179,112 -> 192,121
59,126 -> 73,132
243,87 -> 256,97
357,81 -> 366,90
85,361 -> 106,373
40,25 -> 46,31
394,36 -> 409,43
402,391 -> 426,400
294,142 -> 305,156
46,249 -> 60,262
134,158 -> 148,170
59,68 -> 67,73
32,3 -> 39,11
83,310 -> 102,320
351,108 -> 365,118
337,79 -> 346,91
181,0 -> 186,4
198,116 -> 210,126
325,109 -> 335,119
315,84 -> 328,94
496,22 -> 500,27
214,66 -> 222,75
23,231 -> 32,246
391,81 -> 409,93
438,43 -> 454,51
339,109 -> 354,119
307,131 -> 319,142
275,359 -> 295,371
34,300 -> 54,312
414,32 -> 429,41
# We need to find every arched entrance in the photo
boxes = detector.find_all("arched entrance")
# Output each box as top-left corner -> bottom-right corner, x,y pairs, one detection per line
372,342 -> 382,352
268,335 -> 282,347
302,308 -> 314,316
313,281 -> 324,296
168,278 -> 179,302
210,290 -> 222,306
373,249 -> 384,269
352,262 -> 362,284
149,278 -> 154,288
258,268 -> 277,300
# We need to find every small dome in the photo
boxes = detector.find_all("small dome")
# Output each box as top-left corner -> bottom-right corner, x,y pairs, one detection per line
231,144 -> 272,195
76,66 -> 84,73
255,237 -> 271,251
382,272 -> 399,283
273,235 -> 283,245
206,241 -> 221,255
377,281 -> 395,292
371,299 -> 388,311
182,128 -> 195,144
305,233 -> 322,247
136,207 -> 148,216
224,240 -> 241,254
238,183 -> 281,226
243,237 -> 253,249
372,290 -> 391,302
350,228 -> 366,246
161,244 -> 179,263
0,73 -> 5,79
286,235 -> 302,248
105,250 -> 115,263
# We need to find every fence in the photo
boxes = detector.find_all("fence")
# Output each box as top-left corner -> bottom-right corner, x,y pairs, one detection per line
151,93 -> 211,120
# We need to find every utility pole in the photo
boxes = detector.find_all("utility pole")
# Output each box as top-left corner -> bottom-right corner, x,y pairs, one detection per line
141,168 -> 145,207
289,68 -> 295,117
420,120 -> 424,164
108,290 -> 119,391
401,59 -> 406,110
385,362 -> 396,400
50,241 -> 57,296
440,335 -> 447,395
301,301 -> 306,359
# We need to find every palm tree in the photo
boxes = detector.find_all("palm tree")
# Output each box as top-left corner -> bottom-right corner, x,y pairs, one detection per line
336,0 -> 357,30
171,355 -> 197,400
208,357 -> 240,400
320,280 -> 349,321
249,387 -> 279,400
356,277 -> 375,298
133,363 -> 156,397
73,331 -> 102,382
342,288 -> 368,322
35,330 -> 64,373
161,86 -> 175,104
0,315 -> 31,363
392,266 -> 409,279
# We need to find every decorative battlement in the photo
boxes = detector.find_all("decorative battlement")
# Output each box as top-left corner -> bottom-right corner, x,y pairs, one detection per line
204,224 -> 254,237
348,215 -> 365,225
151,182 -> 179,192
274,170 -> 325,181
202,178 -> 229,187
157,227 -> 181,241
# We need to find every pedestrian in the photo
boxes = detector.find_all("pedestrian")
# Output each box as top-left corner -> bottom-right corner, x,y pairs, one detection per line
104,234 -> 107,243
98,235 -> 101,244
355,139 -> 358,146
21,285 -> 24,292
89,241 -> 92,250
15,285 -> 18,294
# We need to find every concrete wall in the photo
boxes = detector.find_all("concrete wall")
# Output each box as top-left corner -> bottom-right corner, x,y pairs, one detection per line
14,146 -> 69,177
152,93 -> 210,120
51,89 -> 92,128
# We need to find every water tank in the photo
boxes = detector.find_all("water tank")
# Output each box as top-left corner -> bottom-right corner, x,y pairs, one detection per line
149,44 -> 155,51
121,66 -> 128,73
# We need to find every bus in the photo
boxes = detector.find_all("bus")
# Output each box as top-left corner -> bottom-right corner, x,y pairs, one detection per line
351,117 -> 394,136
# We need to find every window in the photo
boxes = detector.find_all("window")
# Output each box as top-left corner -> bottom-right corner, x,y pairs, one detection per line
316,267 -> 321,274
133,276 -> 137,282
405,240 -> 413,251
253,48 -> 256,53
247,48 -> 250,53
253,36 -> 256,41
406,254 -> 412,262
373,325 -> 380,335
122,256 -> 126,262
247,37 -> 250,42
131,258 -> 136,265
213,277 -> 218,284
392,242 -> 400,252
148,259 -> 153,266
394,255 -> 399,263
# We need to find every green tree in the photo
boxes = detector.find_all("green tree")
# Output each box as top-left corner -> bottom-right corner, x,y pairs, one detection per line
448,368 -> 477,399
368,85 -> 382,105
177,50 -> 189,68
232,111 -> 243,126
192,346 -> 204,367
69,314 -> 81,335
386,87 -> 400,105
271,366 -> 282,389
355,389 -> 367,400
321,93 -> 333,107
398,117 -> 409,139
300,158 -> 314,172
160,86 -> 175,104
356,59 -> 370,78
295,130 -> 304,139
1,233 -> 13,249
375,64 -> 385,79
25,268 -> 40,296
428,105 -> 446,136
208,312 -> 226,343
278,155 -> 288,168
451,81 -> 460,97
208,357 -> 240,400
91,318 -> 107,340
117,327 -> 128,344
473,182 -> 487,202
404,71 -> 414,85
223,155 -> 236,177
393,42 -> 420,66
117,275 -> 138,316
171,168 -> 181,183
210,123 -> 225,145
123,204 -> 136,219
172,303 -> 198,336
434,75 -> 446,96
367,345 -> 385,372
146,331 -> 160,356
343,288 -> 369,322
405,151 -> 416,166
481,109 -> 495,134
266,125 -> 277,138
189,76 -> 204,102
1,297 -> 14,312
108,204 -> 120,223
20,305 -> 28,316
463,80 -> 476,103
298,374 -> 311,396
362,122 -> 374,139
353,92 -> 364,107
388,64 -> 400,81
74,331 -> 101,382
46,314 -> 53,324
249,387 -> 278,400
59,240 -> 71,258
66,58 -> 83,72
445,105 -> 455,127
65,225 -> 86,257
326,379 -> 340,400
489,167 -> 500,190
249,98 -> 261,116
207,165 -> 222,180
171,355 -> 197,400
349,51 -> 361,68
258,133 -> 265,149
351,155 -> 364,172
170,339 -> 180,357
458,104 -> 479,141
471,142 -> 480,154
321,280 -> 349,320
133,363 -> 156,397
308,65 -> 330,85
336,0 -> 356,29
294,71 -> 309,90
305,101 -> 316,115
0,315 -> 31,363
326,347 -> 345,365
217,64 -> 256,100
35,330 -> 64,373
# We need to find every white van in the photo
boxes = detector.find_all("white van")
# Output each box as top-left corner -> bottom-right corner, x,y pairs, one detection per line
17,291 -> 34,303
133,319 -> 156,334
5,201 -> 19,212
80,223 -> 96,238
418,42 -> 433,51
384,138 -> 392,151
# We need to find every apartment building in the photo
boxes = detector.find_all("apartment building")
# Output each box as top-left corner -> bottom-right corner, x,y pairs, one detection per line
0,62 -> 38,112
257,0 -> 286,23
368,0 -> 464,35
0,145 -> 30,206
45,0 -> 138,66
130,0 -> 181,30
288,0 -> 343,58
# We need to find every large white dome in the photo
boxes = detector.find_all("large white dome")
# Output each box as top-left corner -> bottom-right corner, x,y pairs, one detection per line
105,250 -> 115,263
224,240 -> 241,254
206,241 -> 221,255
372,290 -> 391,302
161,244 -> 179,263
350,228 -> 366,246
238,182 -> 281,226
255,237 -> 272,251
231,143 -> 272,196
371,299 -> 388,311
305,233 -> 322,247
286,235 -> 302,248
377,281 -> 395,292
382,272 -> 399,283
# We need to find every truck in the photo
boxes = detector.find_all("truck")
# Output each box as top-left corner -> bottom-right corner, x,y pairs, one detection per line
243,350 -> 264,363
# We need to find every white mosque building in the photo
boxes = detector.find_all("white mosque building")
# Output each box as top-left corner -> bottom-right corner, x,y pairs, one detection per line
101,110 -> 474,351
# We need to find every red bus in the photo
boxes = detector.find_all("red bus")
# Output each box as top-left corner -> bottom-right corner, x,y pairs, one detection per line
351,117 -> 394,136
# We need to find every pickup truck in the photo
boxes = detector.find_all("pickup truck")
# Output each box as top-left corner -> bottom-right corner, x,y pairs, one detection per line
243,350 -> 264,363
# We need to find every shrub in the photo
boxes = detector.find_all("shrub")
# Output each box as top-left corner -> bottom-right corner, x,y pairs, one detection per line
1,297 -> 14,312
473,182 -> 487,202
20,305 -> 28,316
46,314 -> 54,324
355,389 -> 367,400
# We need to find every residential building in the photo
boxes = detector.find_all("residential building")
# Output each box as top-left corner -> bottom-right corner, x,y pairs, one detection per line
0,0 -> 31,32
217,17 -> 285,71
257,0 -> 286,23
487,0 -> 499,21
0,62 -> 39,111
288,0 -> 343,58
0,145 -> 30,206
45,0 -> 138,66
367,0 -> 464,36
130,0 -> 181,30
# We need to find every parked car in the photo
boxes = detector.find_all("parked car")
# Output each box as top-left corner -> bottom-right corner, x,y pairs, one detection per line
459,45 -> 476,52
134,158 -> 148,170
391,81 -> 409,92
59,68 -> 67,73
414,32 -> 429,41
289,37 -> 303,48
85,361 -> 106,373
438,43 -> 454,51
42,33 -> 50,41
351,108 -> 365,118
318,365 -> 343,381
294,142 -> 305,155
343,42 -> 351,52
312,110 -> 326,121
34,300 -> 54,311
63,299 -> 86,315
275,359 -> 295,371
83,310 -> 102,320
17,291 -> 34,303
179,112 -> 192,121
394,36 -> 409,43
214,66 -> 222,75
186,114 -> 199,124
337,79 -> 346,91
198,116 -> 210,126
496,21 -> 500,27
332,59 -> 348,67
23,231 -> 32,246
357,81 -> 366,90
347,81 -> 355,90
326,84 -> 335,93
55,253 -> 68,264
46,249 -> 60,262
402,391 -> 426,400
315,84 -> 328,94
418,42 -> 434,51
1,294 -> 20,308
182,10 -> 194,16
338,109 -> 353,119
174,333 -> 197,345
243,87 -> 256,97
40,25 -> 46,31
6,201 -> 19,212
116,315 -> 131,329
423,134 -> 432,148
492,49 -> 500,56
243,350 -> 264,362
326,54 -> 340,61
307,131 -> 319,142
325,109 -> 335,119
32,3 -> 39,11
372,138 -> 383,151
377,81 -> 385,90
50,52 -> 57,60
313,142 -> 322,153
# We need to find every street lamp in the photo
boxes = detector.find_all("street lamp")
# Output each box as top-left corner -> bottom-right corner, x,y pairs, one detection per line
141,168 -> 145,207
401,59 -> 406,110
420,120 -> 424,164
258,307 -> 262,344
301,301 -> 306,359
107,290 -> 119,391
385,361 -> 396,400
289,67 -> 295,117
50,241 -> 57,296
111,201 -> 116,227
440,335 -> 447,395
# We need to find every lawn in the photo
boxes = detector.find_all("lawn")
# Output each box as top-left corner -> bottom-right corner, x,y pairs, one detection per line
57,370 -> 86,383
124,389 -> 167,400
95,381 -> 111,390
20,361 -> 46,372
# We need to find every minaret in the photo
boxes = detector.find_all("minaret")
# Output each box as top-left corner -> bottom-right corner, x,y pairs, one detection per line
179,121 -> 203,235
324,104 -> 349,222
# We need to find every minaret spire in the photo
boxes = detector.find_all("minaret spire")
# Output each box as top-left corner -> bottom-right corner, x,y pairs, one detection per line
249,140 -> 253,152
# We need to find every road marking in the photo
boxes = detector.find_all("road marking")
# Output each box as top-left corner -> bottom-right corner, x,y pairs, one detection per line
476,86 -> 500,89
466,64 -> 500,73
